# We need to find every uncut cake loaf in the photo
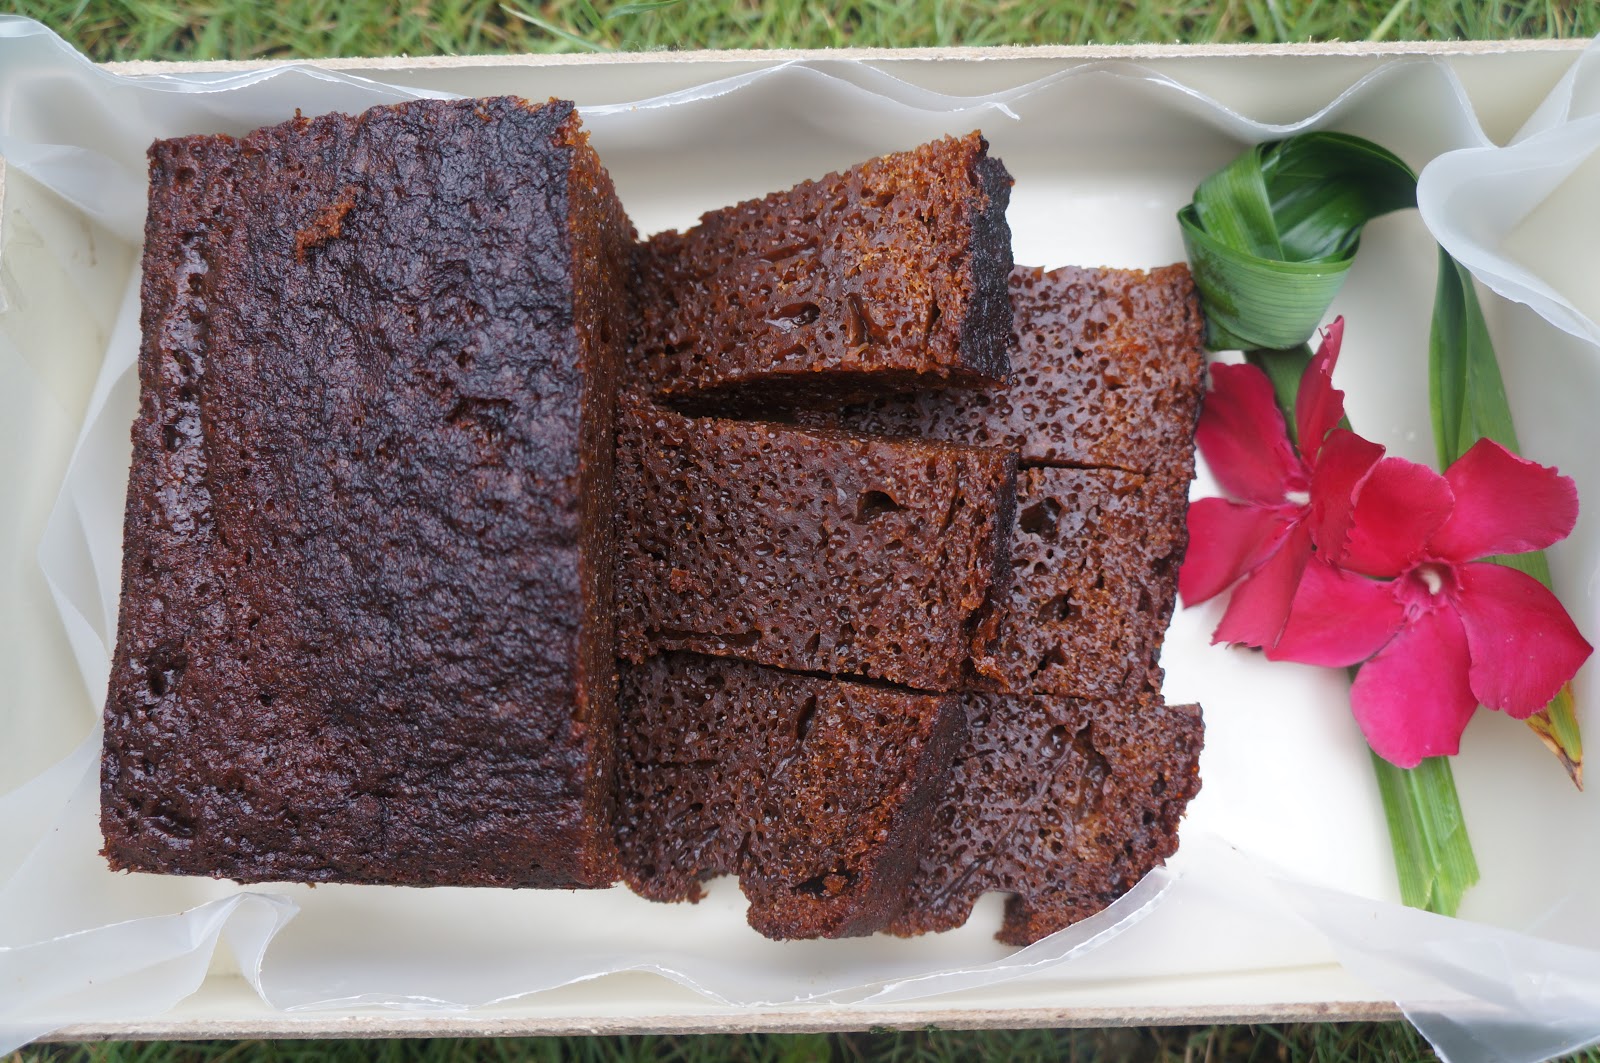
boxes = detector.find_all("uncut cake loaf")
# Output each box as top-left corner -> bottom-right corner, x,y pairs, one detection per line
887,693 -> 1203,945
633,132 -> 1015,410
615,401 -> 1017,692
102,97 -> 635,888
616,652 -> 965,939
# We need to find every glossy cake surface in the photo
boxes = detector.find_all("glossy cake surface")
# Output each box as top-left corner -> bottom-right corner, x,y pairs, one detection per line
972,466 -> 1192,699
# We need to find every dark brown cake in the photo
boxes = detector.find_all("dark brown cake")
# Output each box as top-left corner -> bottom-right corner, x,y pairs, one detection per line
788,262 -> 1207,943
632,132 -> 1014,410
806,264 -> 1205,472
970,465 -> 1192,699
615,401 -> 1016,692
102,97 -> 636,888
616,652 -> 964,939
888,693 -> 1203,945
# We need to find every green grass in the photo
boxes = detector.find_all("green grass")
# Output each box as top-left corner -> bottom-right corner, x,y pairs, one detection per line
22,1022 -> 1595,1062
8,1 -> 1600,1061
13,0 -> 1600,64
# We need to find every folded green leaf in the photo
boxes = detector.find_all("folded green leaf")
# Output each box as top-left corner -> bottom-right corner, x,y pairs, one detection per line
1180,133 -> 1417,352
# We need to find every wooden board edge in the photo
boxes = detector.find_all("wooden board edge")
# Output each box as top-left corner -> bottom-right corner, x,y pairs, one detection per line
100,37 -> 1590,77
41,1001 -> 1405,1041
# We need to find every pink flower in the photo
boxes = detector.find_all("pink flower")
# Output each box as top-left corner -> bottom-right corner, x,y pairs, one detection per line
1180,318 -> 1380,648
1269,436 -> 1592,767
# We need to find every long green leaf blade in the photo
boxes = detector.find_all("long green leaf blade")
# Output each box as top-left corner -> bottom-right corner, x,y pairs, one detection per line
1371,752 -> 1479,911
608,0 -> 684,18
498,3 -> 610,50
1430,251 -> 1584,782
1430,251 -> 1518,465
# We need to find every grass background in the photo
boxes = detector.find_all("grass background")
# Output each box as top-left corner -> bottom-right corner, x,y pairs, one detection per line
18,0 -> 1600,61
8,1 -> 1600,1061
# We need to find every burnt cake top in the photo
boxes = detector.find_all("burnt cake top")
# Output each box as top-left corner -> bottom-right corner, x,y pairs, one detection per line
102,96 -> 634,889
633,132 -> 1014,410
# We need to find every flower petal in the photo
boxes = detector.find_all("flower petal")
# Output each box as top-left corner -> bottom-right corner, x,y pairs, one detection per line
1295,317 -> 1346,464
1211,521 -> 1313,648
1455,562 -> 1593,718
1429,438 -> 1580,562
1266,557 -> 1404,667
1196,362 -> 1302,505
1340,455 -> 1455,578
1350,607 -> 1479,768
1307,428 -> 1385,559
1179,497 -> 1295,606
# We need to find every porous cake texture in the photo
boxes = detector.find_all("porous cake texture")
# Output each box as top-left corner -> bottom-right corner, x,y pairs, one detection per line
971,466 -> 1192,699
807,264 -> 1206,472
103,97 -> 636,888
615,401 -> 1017,693
633,132 -> 1015,410
887,693 -> 1204,945
615,652 -> 965,939
802,262 -> 1209,943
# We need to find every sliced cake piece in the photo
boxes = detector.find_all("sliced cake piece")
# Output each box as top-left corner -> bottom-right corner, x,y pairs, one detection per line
807,264 -> 1206,473
971,465 -> 1192,699
616,652 -> 964,939
888,693 -> 1203,945
102,97 -> 636,888
615,401 -> 1017,693
633,132 -> 1014,410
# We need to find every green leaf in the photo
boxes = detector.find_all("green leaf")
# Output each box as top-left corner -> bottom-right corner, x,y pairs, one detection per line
1181,133 -> 1418,353
1369,0 -> 1414,42
1242,344 -> 1315,447
1429,250 -> 1518,467
607,0 -> 684,18
1190,148 -> 1283,260
1430,250 -> 1584,783
1527,683 -> 1584,788
1371,753 -> 1479,913
576,0 -> 606,32
498,3 -> 610,50
1179,210 -> 1353,350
